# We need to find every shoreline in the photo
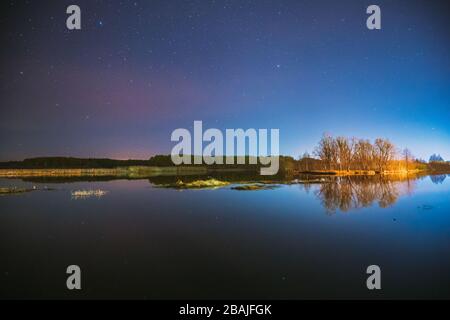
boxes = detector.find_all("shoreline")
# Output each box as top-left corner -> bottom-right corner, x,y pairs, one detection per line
296,169 -> 430,176
0,167 -> 446,179
0,166 -> 254,178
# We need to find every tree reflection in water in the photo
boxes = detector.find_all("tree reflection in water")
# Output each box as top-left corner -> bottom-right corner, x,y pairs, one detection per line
310,175 -> 417,214
429,174 -> 447,184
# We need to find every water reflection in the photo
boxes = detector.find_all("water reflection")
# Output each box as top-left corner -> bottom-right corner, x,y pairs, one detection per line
1,173 -> 434,214
429,174 -> 447,184
312,176 -> 417,214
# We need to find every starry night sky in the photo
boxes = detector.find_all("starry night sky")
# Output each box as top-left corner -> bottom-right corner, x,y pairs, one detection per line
1,0 -> 449,161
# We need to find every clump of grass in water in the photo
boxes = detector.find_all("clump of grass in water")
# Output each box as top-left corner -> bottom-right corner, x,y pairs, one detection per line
71,189 -> 109,199
161,178 -> 230,189
231,184 -> 279,191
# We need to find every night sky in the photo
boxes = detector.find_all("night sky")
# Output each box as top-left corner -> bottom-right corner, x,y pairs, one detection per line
1,0 -> 449,161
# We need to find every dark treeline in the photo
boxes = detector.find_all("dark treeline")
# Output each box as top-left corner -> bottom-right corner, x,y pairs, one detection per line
0,157 -> 150,169
147,155 -> 262,168
0,155 -> 294,172
428,161 -> 450,172
148,155 -> 295,173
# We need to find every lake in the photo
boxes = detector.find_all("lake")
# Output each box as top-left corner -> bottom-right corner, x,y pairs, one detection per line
1,174 -> 449,299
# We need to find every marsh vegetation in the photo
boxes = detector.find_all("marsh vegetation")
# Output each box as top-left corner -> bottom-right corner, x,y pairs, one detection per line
0,187 -> 33,195
71,189 -> 109,199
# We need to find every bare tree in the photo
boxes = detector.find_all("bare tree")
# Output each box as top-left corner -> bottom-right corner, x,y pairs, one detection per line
353,139 -> 374,170
314,134 -> 337,170
335,136 -> 353,171
373,138 -> 396,172
402,148 -> 413,172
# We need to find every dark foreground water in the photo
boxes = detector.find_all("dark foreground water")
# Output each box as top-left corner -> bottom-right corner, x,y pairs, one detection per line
1,174 -> 449,299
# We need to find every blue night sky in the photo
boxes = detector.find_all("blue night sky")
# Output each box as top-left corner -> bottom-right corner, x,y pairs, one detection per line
1,0 -> 449,161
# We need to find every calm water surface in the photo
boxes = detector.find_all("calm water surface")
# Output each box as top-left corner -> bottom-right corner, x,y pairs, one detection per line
1,174 -> 449,299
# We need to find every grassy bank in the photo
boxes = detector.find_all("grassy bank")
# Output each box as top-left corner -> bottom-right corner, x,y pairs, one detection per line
296,169 -> 426,176
0,166 -> 249,179
0,167 -> 432,179
0,168 -> 130,178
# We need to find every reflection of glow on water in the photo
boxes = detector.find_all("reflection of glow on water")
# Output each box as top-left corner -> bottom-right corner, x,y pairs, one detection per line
71,189 -> 108,199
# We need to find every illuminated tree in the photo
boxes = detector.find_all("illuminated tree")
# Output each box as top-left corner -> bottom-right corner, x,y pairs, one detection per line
402,148 -> 413,171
